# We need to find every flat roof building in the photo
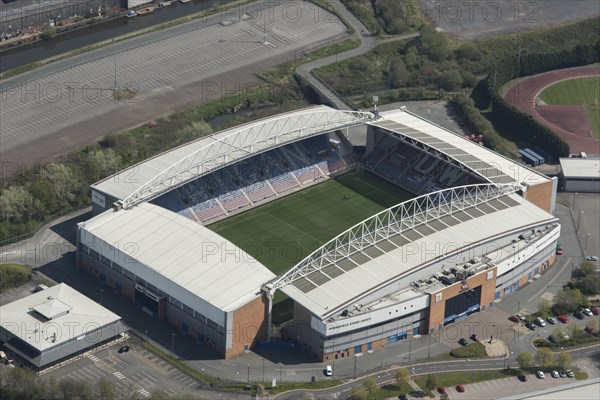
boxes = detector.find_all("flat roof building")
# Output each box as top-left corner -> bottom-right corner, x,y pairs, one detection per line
559,157 -> 600,192
0,283 -> 122,370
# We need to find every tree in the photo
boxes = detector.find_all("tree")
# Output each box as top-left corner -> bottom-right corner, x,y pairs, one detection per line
97,378 -> 115,400
40,24 -> 57,40
396,367 -> 409,385
362,377 -> 378,396
554,289 -> 588,313
42,163 -> 80,203
553,326 -> 566,340
419,26 -> 449,62
538,299 -> 552,318
516,351 -> 532,369
460,70 -> 477,88
455,42 -> 481,61
441,70 -> 463,92
579,261 -> 595,276
425,374 -> 437,390
576,275 -> 600,295
0,186 -> 36,222
536,347 -> 554,368
586,318 -> 600,334
568,322 -> 583,338
389,58 -> 410,88
555,351 -> 572,370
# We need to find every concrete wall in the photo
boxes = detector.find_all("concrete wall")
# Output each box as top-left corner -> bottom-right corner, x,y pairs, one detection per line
564,179 -> 600,193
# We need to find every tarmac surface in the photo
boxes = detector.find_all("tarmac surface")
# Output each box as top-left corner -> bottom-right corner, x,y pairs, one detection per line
0,0 -> 347,171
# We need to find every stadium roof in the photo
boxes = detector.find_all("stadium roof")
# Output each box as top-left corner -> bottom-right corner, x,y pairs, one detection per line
92,105 -> 373,208
369,109 -> 550,186
0,283 -> 121,353
79,203 -> 275,312
272,184 -> 557,319
559,157 -> 600,179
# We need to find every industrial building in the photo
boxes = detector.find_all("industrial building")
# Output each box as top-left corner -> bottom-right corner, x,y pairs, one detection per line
0,283 -> 122,370
559,157 -> 600,192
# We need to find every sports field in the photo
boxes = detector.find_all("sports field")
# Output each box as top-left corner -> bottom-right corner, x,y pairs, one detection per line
539,76 -> 600,138
209,170 -> 414,320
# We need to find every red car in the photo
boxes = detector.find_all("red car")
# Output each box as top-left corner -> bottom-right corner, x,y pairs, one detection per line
558,315 -> 569,323
456,384 -> 465,392
438,387 -> 446,394
592,308 -> 600,315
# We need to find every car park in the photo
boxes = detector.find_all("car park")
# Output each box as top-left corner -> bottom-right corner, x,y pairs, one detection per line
558,315 -> 569,323
573,311 -> 585,319
518,374 -> 528,382
592,308 -> 600,315
551,371 -> 559,378
559,371 -> 567,378
583,308 -> 593,316
536,317 -> 546,327
324,365 -> 332,376
566,370 -> 574,378
547,316 -> 558,325
459,338 -> 468,346
586,256 -> 598,261
456,384 -> 465,393
536,371 -> 545,379
470,334 -> 480,342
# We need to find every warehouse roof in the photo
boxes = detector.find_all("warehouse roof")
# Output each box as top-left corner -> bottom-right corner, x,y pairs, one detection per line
369,109 -> 550,186
0,283 -> 121,353
79,203 -> 275,312
559,157 -> 600,179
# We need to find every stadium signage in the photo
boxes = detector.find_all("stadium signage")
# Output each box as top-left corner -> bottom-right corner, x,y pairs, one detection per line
91,191 -> 106,208
135,283 -> 160,302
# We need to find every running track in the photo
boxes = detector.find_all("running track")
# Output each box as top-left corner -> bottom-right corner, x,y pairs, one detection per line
503,65 -> 600,154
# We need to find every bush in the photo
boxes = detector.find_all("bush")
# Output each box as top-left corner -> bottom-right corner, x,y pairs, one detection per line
441,70 -> 463,91
40,24 -> 57,40
0,264 -> 32,292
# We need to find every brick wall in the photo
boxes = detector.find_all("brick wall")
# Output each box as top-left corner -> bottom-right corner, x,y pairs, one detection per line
226,295 -> 269,359
523,181 -> 553,212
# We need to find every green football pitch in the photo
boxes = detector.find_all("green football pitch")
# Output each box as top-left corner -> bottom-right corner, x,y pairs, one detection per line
209,170 -> 414,319
539,76 -> 600,138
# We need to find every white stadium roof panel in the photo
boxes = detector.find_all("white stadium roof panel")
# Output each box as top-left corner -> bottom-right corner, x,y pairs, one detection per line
370,109 -> 550,186
279,190 -> 556,319
92,105 -> 373,205
80,203 -> 275,312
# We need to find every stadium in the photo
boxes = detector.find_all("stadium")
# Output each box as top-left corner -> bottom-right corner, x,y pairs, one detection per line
77,105 -> 561,360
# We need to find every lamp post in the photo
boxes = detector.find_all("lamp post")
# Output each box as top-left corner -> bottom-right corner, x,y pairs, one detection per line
262,358 -> 265,383
112,37 -> 118,91
171,332 -> 175,357
577,211 -> 583,234
145,330 -> 148,343
427,332 -> 432,359
408,336 -> 412,363
247,363 -> 250,382
585,234 -> 591,254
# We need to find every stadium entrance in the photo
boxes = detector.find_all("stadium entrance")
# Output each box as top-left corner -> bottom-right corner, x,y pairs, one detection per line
443,285 -> 482,325
134,284 -> 164,319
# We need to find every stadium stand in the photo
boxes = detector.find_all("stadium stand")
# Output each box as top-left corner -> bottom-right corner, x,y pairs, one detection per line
365,133 -> 486,195
151,133 -> 354,223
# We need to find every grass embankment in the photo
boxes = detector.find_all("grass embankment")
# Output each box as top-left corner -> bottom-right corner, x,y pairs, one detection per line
0,263 -> 32,292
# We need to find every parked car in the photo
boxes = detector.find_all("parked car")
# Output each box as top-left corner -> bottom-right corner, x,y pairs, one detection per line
118,345 -> 130,353
583,308 -> 593,316
324,365 -> 332,376
438,387 -> 446,394
536,317 -> 546,327
551,371 -> 559,378
470,334 -> 480,342
558,315 -> 569,323
459,338 -> 468,346
566,370 -> 574,378
525,321 -> 537,331
559,370 -> 567,378
518,374 -> 528,382
592,308 -> 600,315
456,384 -> 465,393
573,311 -> 585,319
548,335 -> 558,343
585,255 -> 598,261
518,314 -> 526,321
585,326 -> 595,334
536,371 -> 545,379
398,395 -> 408,400
547,316 -> 558,325
509,315 -> 520,323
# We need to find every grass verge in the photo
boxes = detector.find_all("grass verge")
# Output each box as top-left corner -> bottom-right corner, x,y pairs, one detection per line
450,343 -> 487,358
0,263 -> 32,292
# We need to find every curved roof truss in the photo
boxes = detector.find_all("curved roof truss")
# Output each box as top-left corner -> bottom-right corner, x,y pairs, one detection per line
122,108 -> 374,208
265,183 -> 522,292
